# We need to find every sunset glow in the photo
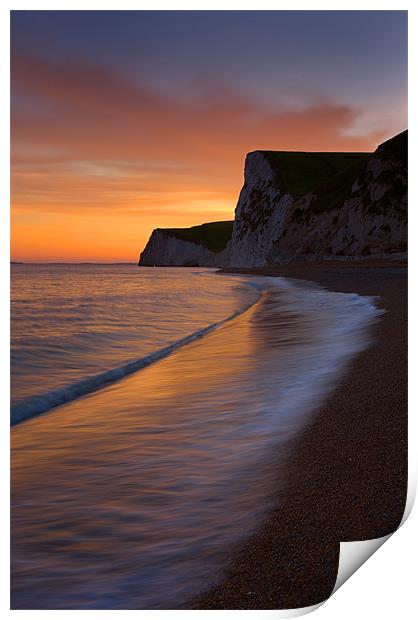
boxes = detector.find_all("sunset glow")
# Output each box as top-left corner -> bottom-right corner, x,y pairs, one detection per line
11,11 -> 407,262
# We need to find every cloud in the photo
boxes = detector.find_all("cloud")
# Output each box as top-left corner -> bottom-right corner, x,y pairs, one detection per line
11,53 -> 398,260
12,53 -> 389,159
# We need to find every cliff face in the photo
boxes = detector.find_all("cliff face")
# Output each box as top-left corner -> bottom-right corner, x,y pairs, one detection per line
139,221 -> 233,266
225,151 -> 294,266
138,131 -> 407,268
226,131 -> 407,266
139,230 -> 215,266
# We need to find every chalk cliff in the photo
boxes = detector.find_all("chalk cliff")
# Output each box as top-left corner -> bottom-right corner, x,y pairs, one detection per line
225,130 -> 407,266
138,221 -> 233,266
139,131 -> 407,267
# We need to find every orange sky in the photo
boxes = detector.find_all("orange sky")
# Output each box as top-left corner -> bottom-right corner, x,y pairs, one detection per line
11,13 -> 407,262
10,64 -> 391,262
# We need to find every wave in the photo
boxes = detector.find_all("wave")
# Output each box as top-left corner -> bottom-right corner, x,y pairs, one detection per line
11,276 -> 385,609
11,293 -> 262,426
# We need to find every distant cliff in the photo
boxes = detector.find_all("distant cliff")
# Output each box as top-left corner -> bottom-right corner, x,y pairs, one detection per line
138,221 -> 233,266
138,131 -> 407,267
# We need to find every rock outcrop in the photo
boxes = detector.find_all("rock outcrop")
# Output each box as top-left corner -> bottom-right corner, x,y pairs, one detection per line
225,130 -> 407,266
139,221 -> 233,266
138,131 -> 407,267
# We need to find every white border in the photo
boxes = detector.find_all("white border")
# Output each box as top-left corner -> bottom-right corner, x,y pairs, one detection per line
2,2 -> 416,618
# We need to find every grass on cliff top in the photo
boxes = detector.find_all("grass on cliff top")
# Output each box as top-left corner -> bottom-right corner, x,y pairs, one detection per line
159,221 -> 234,253
260,151 -> 371,196
377,129 -> 407,166
309,156 -> 370,214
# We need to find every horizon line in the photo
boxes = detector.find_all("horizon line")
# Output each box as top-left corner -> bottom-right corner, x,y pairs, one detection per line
11,261 -> 138,265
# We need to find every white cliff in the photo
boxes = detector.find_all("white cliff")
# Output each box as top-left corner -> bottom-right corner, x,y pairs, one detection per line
225,131 -> 407,266
225,151 -> 295,267
139,230 -> 216,266
139,221 -> 233,266
138,131 -> 407,268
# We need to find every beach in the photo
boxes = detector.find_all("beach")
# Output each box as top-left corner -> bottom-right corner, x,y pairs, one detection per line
11,261 -> 407,609
188,260 -> 408,609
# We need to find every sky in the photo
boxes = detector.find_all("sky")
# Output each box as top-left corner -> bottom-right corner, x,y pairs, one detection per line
11,10 -> 407,262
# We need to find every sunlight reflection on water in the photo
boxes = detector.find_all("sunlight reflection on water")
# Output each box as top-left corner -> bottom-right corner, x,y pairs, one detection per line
11,272 -> 382,609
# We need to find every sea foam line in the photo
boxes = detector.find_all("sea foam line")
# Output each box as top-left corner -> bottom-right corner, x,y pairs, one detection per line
11,292 -> 262,426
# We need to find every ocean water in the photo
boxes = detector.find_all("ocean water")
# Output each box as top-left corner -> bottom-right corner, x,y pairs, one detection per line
11,264 -> 259,423
11,264 -> 382,609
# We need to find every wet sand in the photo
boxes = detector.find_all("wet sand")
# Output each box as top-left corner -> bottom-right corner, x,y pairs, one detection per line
188,260 -> 407,609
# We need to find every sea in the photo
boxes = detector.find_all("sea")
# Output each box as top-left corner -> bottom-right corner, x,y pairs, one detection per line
11,263 -> 382,609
